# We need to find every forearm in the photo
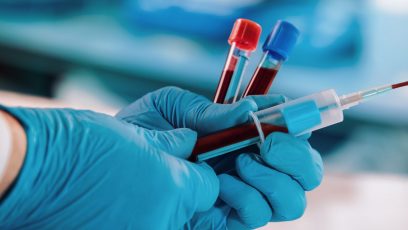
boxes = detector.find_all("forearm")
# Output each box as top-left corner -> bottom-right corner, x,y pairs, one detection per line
0,110 -> 27,198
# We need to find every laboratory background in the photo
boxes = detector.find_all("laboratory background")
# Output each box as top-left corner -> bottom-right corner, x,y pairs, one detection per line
0,0 -> 407,229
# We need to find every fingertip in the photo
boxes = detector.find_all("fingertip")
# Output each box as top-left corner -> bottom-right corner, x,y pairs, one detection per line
266,131 -> 290,143
231,99 -> 258,119
260,132 -> 324,191
188,204 -> 231,229
236,153 -> 255,173
179,128 -> 198,156
269,131 -> 293,141
260,132 -> 290,159
238,98 -> 258,112
271,191 -> 307,221
178,128 -> 198,142
303,149 -> 324,191
235,153 -> 308,223
244,94 -> 286,110
303,174 -> 322,191
228,210 -> 268,230
260,131 -> 303,168
262,132 -> 305,150
205,99 -> 258,133
219,174 -> 271,228
227,211 -> 251,230
271,207 -> 306,222
235,153 -> 263,181
153,128 -> 197,159
224,99 -> 258,126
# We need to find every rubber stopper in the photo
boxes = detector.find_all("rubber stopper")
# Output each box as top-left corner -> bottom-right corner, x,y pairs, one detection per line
263,20 -> 300,61
228,18 -> 262,52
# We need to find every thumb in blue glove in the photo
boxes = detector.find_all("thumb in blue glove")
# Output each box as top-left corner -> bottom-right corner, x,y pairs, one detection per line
116,86 -> 259,135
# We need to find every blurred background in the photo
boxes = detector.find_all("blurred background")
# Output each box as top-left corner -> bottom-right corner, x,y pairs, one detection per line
0,0 -> 407,228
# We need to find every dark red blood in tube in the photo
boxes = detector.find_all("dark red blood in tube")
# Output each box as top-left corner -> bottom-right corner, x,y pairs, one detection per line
213,70 -> 234,103
214,56 -> 238,103
190,123 -> 287,161
392,81 -> 408,89
243,67 -> 278,96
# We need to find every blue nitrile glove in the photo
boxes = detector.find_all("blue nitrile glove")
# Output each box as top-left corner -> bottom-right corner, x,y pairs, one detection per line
0,106 -> 218,230
116,87 -> 324,229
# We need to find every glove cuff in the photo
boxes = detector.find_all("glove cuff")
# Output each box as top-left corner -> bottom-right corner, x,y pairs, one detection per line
0,106 -> 47,227
0,111 -> 12,183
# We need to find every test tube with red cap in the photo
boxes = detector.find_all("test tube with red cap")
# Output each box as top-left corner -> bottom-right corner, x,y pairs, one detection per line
242,21 -> 299,97
213,19 -> 261,104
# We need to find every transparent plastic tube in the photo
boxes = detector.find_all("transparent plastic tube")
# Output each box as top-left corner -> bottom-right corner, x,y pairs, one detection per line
243,52 -> 282,96
213,19 -> 261,104
243,21 -> 299,97
214,43 -> 251,104
191,90 -> 344,161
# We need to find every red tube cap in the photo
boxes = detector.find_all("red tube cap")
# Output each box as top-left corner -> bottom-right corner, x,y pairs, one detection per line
228,18 -> 262,51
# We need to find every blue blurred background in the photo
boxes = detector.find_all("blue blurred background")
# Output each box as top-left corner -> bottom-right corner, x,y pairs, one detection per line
0,0 -> 407,174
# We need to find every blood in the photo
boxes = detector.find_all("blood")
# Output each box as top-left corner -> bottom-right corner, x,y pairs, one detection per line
213,70 -> 234,103
243,67 -> 278,96
391,81 -> 408,89
214,56 -> 238,103
190,123 -> 287,161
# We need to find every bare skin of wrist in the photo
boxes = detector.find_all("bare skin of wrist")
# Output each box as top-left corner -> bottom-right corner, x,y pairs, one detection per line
0,110 -> 27,198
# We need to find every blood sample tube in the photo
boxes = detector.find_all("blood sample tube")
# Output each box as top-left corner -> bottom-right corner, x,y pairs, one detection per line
214,18 -> 261,104
242,21 -> 299,97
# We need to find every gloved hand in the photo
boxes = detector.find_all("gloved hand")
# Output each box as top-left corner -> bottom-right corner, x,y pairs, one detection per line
0,106 -> 218,230
116,87 -> 324,229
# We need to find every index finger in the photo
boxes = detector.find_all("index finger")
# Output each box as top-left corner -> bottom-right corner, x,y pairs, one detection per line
260,132 -> 324,191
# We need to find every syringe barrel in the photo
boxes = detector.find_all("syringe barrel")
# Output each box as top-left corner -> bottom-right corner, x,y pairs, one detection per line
191,89 -> 344,162
254,89 -> 344,136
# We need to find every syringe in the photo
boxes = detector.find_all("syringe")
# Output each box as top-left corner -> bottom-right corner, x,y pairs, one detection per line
213,19 -> 261,104
190,81 -> 408,162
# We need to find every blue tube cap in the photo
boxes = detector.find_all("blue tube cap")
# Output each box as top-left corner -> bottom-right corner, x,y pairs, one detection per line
280,100 -> 322,135
262,21 -> 300,61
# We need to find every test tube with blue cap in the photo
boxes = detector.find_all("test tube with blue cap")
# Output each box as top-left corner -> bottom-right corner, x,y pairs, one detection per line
190,81 -> 408,162
243,21 -> 299,97
213,19 -> 262,104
